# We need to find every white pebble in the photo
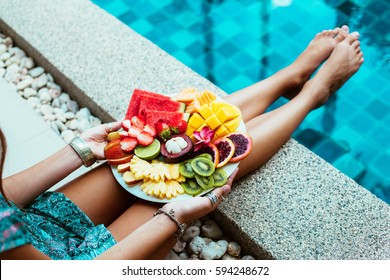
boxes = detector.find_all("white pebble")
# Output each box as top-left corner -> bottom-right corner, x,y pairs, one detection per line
64,111 -> 75,120
67,100 -> 79,113
47,81 -> 61,91
59,93 -> 70,103
54,120 -> 67,131
2,37 -> 13,47
38,88 -> 52,103
43,113 -> 56,122
0,60 -> 5,68
0,44 -> 6,54
67,119 -> 78,130
61,130 -> 76,143
76,118 -> 92,133
20,57 -> 34,69
40,104 -> 53,115
29,67 -> 44,78
34,73 -> 48,88
0,68 -> 5,77
76,107 -> 91,120
23,87 -> 37,98
0,52 -> 11,61
16,76 -> 33,90
27,96 -> 41,109
89,115 -> 101,126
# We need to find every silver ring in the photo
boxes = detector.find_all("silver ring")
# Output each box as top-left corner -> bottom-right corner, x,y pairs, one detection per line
206,192 -> 219,206
220,195 -> 225,201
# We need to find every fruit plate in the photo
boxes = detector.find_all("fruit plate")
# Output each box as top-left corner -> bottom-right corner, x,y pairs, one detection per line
110,116 -> 245,203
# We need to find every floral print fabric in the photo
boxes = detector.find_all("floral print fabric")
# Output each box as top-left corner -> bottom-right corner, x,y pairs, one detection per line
0,192 -> 116,259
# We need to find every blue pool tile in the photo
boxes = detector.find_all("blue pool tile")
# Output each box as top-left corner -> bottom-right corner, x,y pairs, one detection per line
369,125 -> 390,150
348,112 -> 377,135
333,153 -> 366,180
94,0 -> 130,18
312,139 -> 348,163
372,154 -> 390,178
365,99 -> 390,120
169,30 -> 197,49
350,138 -> 382,165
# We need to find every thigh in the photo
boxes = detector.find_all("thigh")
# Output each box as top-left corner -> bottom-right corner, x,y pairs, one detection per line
57,162 -> 137,226
107,200 -> 175,259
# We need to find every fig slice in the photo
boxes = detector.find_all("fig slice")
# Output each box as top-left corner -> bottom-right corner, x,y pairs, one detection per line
160,134 -> 193,163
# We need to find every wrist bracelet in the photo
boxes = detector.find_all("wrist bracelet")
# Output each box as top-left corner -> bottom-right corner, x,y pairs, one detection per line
154,208 -> 187,237
69,136 -> 96,167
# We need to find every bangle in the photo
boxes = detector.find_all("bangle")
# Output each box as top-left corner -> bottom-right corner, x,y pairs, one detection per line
69,136 -> 96,167
154,208 -> 187,237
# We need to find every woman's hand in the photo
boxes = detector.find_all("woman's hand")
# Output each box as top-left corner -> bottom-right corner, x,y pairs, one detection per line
162,168 -> 238,225
80,121 -> 122,159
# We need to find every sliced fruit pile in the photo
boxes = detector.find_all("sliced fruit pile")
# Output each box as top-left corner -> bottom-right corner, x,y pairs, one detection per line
185,100 -> 242,141
104,88 -> 253,200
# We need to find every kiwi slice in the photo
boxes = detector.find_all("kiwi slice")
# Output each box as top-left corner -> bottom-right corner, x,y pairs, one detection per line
196,153 -> 213,162
179,160 -> 195,178
191,157 -> 215,177
195,174 -> 214,189
212,168 -> 228,187
181,180 -> 203,196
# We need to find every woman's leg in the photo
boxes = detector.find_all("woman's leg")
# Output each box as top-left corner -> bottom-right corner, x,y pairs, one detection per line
235,32 -> 363,179
225,27 -> 347,122
107,200 -> 175,259
57,163 -> 137,226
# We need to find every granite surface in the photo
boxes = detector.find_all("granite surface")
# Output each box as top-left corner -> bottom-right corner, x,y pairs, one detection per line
1,0 -> 389,259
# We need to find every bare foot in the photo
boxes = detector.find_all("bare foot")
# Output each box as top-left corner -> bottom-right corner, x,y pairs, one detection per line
283,27 -> 348,98
303,32 -> 364,107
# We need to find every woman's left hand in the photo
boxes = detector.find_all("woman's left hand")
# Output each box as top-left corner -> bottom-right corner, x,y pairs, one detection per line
80,121 -> 122,159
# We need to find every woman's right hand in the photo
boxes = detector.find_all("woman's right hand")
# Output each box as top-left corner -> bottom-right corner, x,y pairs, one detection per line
162,168 -> 238,225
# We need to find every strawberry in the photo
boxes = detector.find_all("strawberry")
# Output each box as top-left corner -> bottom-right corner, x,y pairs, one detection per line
156,122 -> 171,141
137,131 -> 154,146
120,137 -> 138,152
118,131 -> 129,138
170,119 -> 187,135
131,115 -> 145,129
121,119 -> 132,131
143,124 -> 157,137
128,126 -> 142,138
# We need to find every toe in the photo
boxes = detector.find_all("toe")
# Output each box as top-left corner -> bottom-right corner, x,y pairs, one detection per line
345,33 -> 358,44
341,25 -> 349,33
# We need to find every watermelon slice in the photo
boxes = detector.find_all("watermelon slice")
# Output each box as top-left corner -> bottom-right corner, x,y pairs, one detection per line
144,110 -> 185,127
125,89 -> 172,119
138,96 -> 181,116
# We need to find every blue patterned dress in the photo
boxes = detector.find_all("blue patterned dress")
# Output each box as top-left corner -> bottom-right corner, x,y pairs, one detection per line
0,192 -> 116,259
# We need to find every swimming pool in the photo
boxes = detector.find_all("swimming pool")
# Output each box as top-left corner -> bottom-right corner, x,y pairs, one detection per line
93,0 -> 390,204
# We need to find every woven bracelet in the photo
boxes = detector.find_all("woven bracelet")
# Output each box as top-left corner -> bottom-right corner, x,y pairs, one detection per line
69,136 -> 96,167
154,208 -> 187,237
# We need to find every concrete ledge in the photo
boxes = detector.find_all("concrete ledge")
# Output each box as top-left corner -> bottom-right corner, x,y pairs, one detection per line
1,0 -> 389,259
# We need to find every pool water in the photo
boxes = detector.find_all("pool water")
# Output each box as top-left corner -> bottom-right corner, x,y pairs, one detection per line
93,0 -> 390,204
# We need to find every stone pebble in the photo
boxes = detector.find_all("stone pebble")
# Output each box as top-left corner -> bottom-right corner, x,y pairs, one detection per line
1,31 -> 255,260
0,31 -> 102,143
177,217 -> 255,260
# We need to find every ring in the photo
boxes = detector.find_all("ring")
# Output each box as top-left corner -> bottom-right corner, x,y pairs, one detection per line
206,192 -> 219,206
220,195 -> 225,201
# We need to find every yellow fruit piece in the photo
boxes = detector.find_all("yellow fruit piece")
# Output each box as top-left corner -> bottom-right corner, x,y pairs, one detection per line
224,116 -> 242,132
215,125 -> 230,138
185,125 -> 196,137
211,101 -> 228,113
198,90 -> 217,106
188,113 -> 205,128
205,115 -> 222,130
123,171 -> 139,184
175,88 -> 197,102
216,106 -> 241,123
198,104 -> 214,119
168,164 -> 180,180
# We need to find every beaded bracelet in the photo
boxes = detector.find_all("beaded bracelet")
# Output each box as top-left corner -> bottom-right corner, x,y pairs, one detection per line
69,136 -> 96,167
154,208 -> 187,237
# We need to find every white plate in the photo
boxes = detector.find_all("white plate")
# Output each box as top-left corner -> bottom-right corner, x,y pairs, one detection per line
110,101 -> 245,203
